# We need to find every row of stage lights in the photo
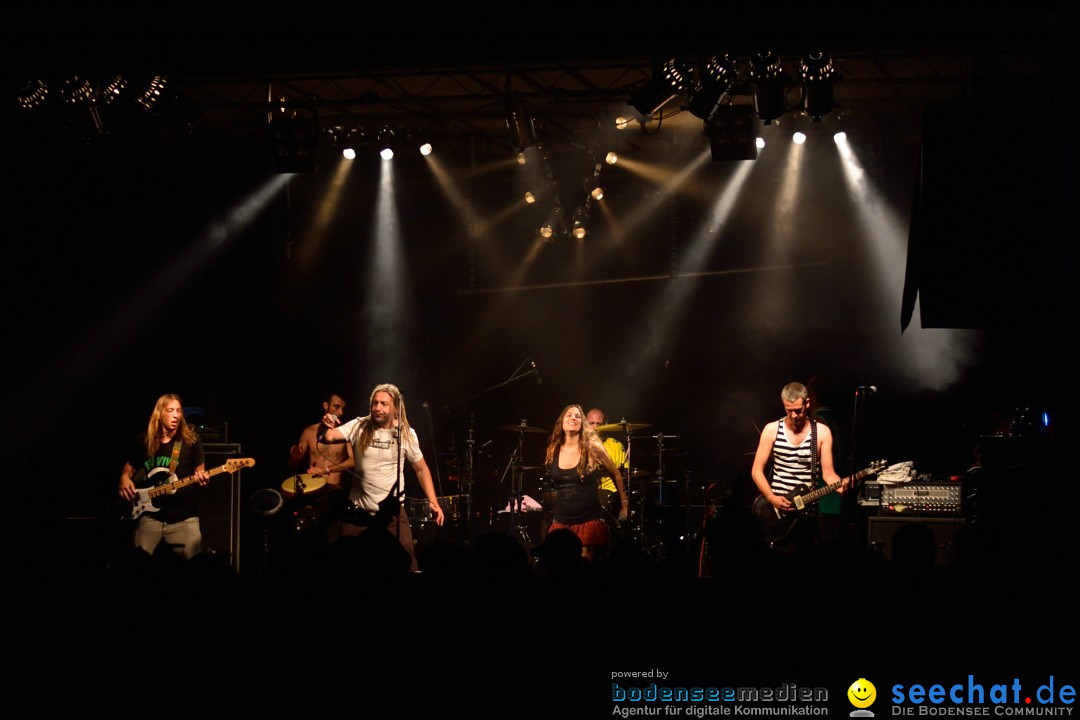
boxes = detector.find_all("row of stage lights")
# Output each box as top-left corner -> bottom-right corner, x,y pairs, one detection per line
624,51 -> 839,126
504,51 -> 840,242
14,74 -> 202,140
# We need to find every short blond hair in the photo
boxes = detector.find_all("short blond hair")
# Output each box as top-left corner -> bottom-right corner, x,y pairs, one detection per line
780,382 -> 808,403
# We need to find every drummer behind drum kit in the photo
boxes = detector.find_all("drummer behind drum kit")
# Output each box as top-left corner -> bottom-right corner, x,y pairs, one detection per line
590,419 -> 692,553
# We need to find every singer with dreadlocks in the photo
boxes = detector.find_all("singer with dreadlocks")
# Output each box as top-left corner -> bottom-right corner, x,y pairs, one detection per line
318,383 -> 443,571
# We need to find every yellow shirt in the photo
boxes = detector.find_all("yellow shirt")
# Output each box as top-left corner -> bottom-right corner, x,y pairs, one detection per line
598,436 -> 626,492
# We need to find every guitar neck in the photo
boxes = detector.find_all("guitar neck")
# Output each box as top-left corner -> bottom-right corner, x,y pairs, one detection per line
146,464 -> 230,499
802,467 -> 871,504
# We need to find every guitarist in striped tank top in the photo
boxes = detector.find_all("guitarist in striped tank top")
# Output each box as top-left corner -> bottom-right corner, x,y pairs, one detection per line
750,382 -> 849,552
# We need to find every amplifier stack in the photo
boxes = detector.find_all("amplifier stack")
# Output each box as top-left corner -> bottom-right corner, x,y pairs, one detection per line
859,478 -> 962,515
880,480 -> 962,515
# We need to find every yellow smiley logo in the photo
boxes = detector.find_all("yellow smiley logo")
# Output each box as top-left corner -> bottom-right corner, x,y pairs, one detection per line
848,678 -> 877,709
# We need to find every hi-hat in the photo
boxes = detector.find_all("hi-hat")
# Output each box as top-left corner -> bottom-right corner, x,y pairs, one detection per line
500,423 -> 548,434
596,420 -> 652,433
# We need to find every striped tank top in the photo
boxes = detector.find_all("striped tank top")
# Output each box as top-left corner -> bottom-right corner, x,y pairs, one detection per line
770,419 -> 817,495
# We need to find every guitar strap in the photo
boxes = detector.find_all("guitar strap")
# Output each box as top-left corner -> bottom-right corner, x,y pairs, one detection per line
168,440 -> 182,474
810,420 -> 820,484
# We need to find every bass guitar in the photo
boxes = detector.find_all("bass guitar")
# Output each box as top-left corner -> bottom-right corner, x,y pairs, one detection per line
117,458 -> 255,520
753,459 -> 886,545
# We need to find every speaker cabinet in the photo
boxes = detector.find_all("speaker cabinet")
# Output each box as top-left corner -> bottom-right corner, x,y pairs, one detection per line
867,516 -> 964,567
903,101 -> 1061,330
200,442 -> 244,571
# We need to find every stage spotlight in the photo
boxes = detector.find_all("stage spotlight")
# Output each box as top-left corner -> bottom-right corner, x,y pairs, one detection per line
605,151 -> 618,165
628,58 -> 692,118
506,104 -> 538,150
17,79 -> 49,110
756,137 -> 766,149
133,75 -> 202,137
792,131 -> 807,144
615,116 -> 634,130
571,205 -> 589,240
750,51 -> 787,124
704,105 -> 758,161
525,191 -> 537,204
539,204 -> 566,242
517,151 -> 527,165
584,176 -> 604,201
60,76 -> 106,136
101,76 -> 127,104
419,142 -> 433,156
342,147 -> 356,159
686,54 -> 739,121
136,76 -> 169,112
800,52 -> 837,121
378,125 -> 395,156
833,131 -> 847,143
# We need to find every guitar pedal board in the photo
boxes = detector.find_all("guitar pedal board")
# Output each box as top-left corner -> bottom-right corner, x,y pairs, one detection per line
878,480 -> 962,515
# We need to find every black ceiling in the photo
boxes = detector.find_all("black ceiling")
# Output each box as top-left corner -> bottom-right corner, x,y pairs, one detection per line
7,3 -> 1067,78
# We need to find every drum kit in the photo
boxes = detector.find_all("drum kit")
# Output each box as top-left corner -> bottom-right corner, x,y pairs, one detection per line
267,414 -> 701,562
483,415 -> 696,555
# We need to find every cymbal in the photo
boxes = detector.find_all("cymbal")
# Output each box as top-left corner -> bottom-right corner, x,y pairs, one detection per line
499,423 -> 548,434
596,420 -> 652,433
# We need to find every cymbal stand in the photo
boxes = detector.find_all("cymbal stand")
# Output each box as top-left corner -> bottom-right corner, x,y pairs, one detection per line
620,424 -> 639,538
464,411 -> 476,537
642,432 -> 678,557
497,420 -> 532,544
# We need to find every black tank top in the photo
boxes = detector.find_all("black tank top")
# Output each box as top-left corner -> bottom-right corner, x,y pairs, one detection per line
548,448 -> 605,525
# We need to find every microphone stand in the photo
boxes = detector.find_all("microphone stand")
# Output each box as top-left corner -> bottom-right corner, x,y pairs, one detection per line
497,421 -> 531,544
442,359 -> 539,411
441,359 -> 542,534
465,412 -> 476,537
847,386 -> 873,547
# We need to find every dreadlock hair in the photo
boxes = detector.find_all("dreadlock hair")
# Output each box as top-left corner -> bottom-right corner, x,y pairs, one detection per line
144,393 -> 198,457
544,403 -> 605,477
355,383 -> 413,454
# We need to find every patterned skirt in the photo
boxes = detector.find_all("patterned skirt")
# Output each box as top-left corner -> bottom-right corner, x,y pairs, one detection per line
548,518 -> 610,547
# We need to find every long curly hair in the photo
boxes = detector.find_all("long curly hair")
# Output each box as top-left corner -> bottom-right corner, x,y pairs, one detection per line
353,383 -> 414,454
144,393 -> 198,457
544,403 -> 605,476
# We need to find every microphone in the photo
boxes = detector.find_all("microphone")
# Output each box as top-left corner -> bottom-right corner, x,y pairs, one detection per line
857,385 -> 878,395
530,358 -> 543,386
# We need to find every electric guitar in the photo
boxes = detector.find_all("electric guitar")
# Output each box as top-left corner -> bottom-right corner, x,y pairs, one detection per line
753,459 -> 886,545
117,458 -> 255,520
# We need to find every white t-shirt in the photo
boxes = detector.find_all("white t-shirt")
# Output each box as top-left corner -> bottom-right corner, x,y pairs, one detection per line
338,417 -> 423,512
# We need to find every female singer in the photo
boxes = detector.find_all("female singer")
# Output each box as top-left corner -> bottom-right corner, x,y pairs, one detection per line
543,404 -> 629,560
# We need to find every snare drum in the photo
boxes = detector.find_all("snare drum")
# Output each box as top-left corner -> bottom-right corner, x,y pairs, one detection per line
406,497 -> 433,524
436,495 -> 466,522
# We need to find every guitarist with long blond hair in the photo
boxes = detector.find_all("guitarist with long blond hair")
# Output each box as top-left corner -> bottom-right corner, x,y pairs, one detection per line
118,393 -> 210,559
